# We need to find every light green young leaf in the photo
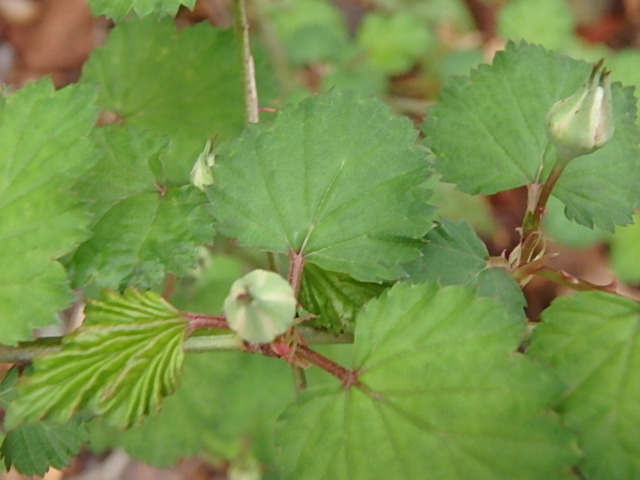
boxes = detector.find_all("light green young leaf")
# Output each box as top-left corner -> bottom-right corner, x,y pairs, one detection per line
528,291 -> 640,479
278,282 -> 577,480
88,0 -> 196,20
69,125 -> 214,289
299,264 -> 388,334
6,289 -> 187,429
81,17 -> 244,182
1,421 -> 88,476
405,219 -> 526,318
0,80 -> 98,345
208,90 -> 434,282
89,352 -> 295,469
424,42 -> 640,230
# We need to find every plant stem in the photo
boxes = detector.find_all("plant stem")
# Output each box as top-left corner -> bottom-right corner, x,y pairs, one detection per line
234,0 -> 259,124
531,265 -> 618,294
519,156 -> 570,265
183,312 -> 229,331
184,334 -> 244,353
0,340 -> 62,363
291,365 -> 308,392
288,251 -> 306,298
293,344 -> 360,388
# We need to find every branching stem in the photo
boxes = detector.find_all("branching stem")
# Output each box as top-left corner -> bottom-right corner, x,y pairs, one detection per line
520,156 -> 570,265
293,344 -> 361,388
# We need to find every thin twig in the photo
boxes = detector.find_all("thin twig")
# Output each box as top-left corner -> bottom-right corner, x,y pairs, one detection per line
234,0 -> 259,124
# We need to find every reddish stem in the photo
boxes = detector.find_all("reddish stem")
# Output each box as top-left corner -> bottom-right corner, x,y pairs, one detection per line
293,344 -> 361,388
288,251 -> 306,298
183,312 -> 229,331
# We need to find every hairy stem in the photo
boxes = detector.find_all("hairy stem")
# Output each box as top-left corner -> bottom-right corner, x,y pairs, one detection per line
532,265 -> 618,293
234,0 -> 259,124
293,344 -> 360,388
288,251 -> 306,299
184,312 -> 229,331
519,156 -> 570,265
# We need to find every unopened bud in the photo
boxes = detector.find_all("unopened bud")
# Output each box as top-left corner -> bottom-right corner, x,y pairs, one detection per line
546,59 -> 614,161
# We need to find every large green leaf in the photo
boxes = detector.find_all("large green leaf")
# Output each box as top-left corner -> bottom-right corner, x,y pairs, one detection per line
6,289 -> 187,429
208,90 -> 434,282
0,80 -> 98,345
424,42 -> 640,230
406,219 -> 526,318
528,291 -> 640,479
278,282 -> 577,480
88,0 -> 196,20
81,17 -> 244,182
69,125 -> 214,289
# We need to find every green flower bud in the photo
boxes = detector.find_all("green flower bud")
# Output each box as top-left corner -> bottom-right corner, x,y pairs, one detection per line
546,59 -> 614,161
223,270 -> 297,343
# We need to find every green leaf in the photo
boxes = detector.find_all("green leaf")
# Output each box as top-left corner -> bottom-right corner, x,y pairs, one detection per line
268,0 -> 349,65
278,282 -> 577,480
0,79 -> 98,345
357,11 -> 434,75
6,289 -> 186,429
208,90 -> 434,282
2,421 -> 88,476
498,0 -> 574,50
81,17 -> 244,182
406,219 -> 526,318
69,125 -> 214,289
610,213 -> 640,284
424,42 -> 640,230
299,264 -> 388,334
89,352 -> 295,470
88,0 -> 196,20
528,291 -> 640,479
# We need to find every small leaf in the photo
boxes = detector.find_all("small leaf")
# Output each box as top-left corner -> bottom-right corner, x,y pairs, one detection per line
1,421 -> 88,476
223,270 -> 296,343
498,0 -> 575,50
208,90 -> 434,282
528,291 -> 640,479
69,125 -> 214,289
357,11 -> 433,74
424,42 -> 640,230
299,264 -> 387,334
278,282 -> 577,480
406,219 -> 526,318
6,289 -> 187,429
88,0 -> 196,20
80,18 -> 244,182
0,79 -> 98,344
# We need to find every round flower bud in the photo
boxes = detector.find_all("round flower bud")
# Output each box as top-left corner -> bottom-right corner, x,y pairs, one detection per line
223,269 -> 296,343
